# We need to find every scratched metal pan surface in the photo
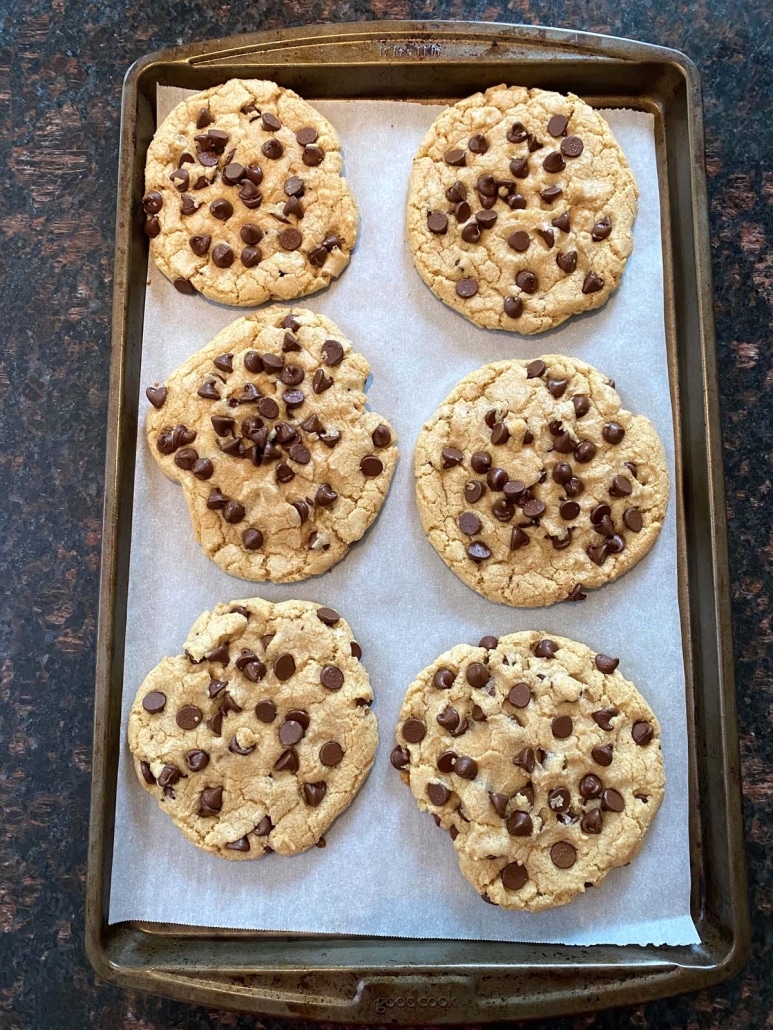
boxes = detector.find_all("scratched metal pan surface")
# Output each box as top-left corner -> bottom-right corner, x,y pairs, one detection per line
87,21 -> 748,1022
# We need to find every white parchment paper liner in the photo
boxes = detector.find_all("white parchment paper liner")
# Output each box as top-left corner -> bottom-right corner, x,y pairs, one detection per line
108,89 -> 699,947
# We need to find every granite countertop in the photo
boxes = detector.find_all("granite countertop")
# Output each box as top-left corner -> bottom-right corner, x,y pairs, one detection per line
1,1 -> 770,1027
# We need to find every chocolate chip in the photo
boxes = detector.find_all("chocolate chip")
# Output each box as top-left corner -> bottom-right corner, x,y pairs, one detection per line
475,210 -> 498,230
581,809 -> 603,835
319,741 -> 344,767
427,782 -> 450,806
173,277 -> 197,295
391,745 -> 409,770
273,749 -> 298,773
610,475 -> 633,497
189,230 -> 211,255
454,200 -> 471,223
157,765 -> 181,788
463,481 -> 484,504
467,541 -> 490,563
620,509 -> 643,536
537,228 -> 555,248
507,120 -> 528,143
183,749 -> 209,774
490,499 -> 513,522
533,638 -> 558,659
550,841 -> 576,869
547,113 -> 569,137
222,499 -> 244,524
543,150 -> 566,173
554,250 -> 578,275
437,446 -> 462,471
540,185 -> 563,203
403,718 -> 426,743
427,211 -> 448,234
461,663 -> 488,690
506,230 -> 530,253
196,785 -> 224,817
560,135 -> 583,158
509,157 -> 529,179
319,664 -> 344,691
206,710 -> 224,736
456,278 -> 478,299
258,137 -> 282,160
461,222 -> 481,244
468,132 -> 489,154
144,214 -> 162,238
488,423 -> 510,449
241,246 -> 261,267
296,126 -> 318,145
169,167 -> 189,191
142,691 -> 166,714
302,144 -> 324,166
279,227 -> 302,251
454,756 -> 478,780
579,773 -> 603,800
437,706 -> 462,733
212,243 -> 234,268
311,483 -> 335,509
504,192 -> 527,210
513,747 -> 535,773
458,511 -> 482,536
360,455 -> 383,478
552,715 -> 573,739
145,386 -> 168,410
573,440 -> 595,464
522,498 -> 545,519
279,719 -> 304,746
592,216 -> 612,241
302,782 -> 327,807
429,667 -> 454,692
316,608 -> 340,627
444,148 -> 466,166
501,861 -> 528,891
632,720 -> 654,746
601,787 -> 625,812
508,682 -> 531,708
510,527 -> 529,550
592,707 -> 619,731
603,422 -> 625,445
506,811 -> 533,837
582,271 -> 604,294
436,750 -> 457,773
515,270 -> 538,294
208,198 -> 232,221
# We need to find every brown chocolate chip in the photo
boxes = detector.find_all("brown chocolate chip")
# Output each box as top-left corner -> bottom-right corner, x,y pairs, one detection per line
437,706 -> 461,733
237,180 -> 262,208
547,113 -> 569,137
510,527 -> 530,550
561,135 -> 584,158
582,271 -> 604,294
579,773 -> 604,800
543,150 -> 566,173
444,148 -> 466,166
228,734 -> 255,756
550,841 -> 577,869
500,294 -> 523,319
592,216 -> 612,240
279,365 -> 304,388
581,809 -> 603,834
507,230 -> 530,252
255,815 -> 273,838
174,704 -> 202,730
454,756 -> 478,780
591,743 -> 614,767
296,126 -> 318,145
592,707 -> 619,731
547,377 -> 569,400
506,811 -> 533,837
320,741 -> 344,767
253,698 -> 276,724
145,385 -> 168,409
320,665 -> 344,691
489,422 -> 510,447
427,211 -> 448,234
526,359 -> 546,379
211,243 -> 234,268
546,787 -> 570,814
507,120 -> 528,143
198,785 -> 224,817
601,787 -> 625,812
257,397 -> 279,420
623,507 -> 643,533
240,527 -> 263,551
513,747 -> 535,773
169,167 -> 189,191
552,715 -> 573,739
540,185 -> 563,203
261,138 -> 283,160
533,638 -> 558,659
509,156 -> 529,178
360,455 -> 383,477
594,654 -> 619,675
433,668 -> 456,690
456,278 -> 478,298
632,720 -> 654,746
290,500 -> 309,524
603,422 -> 626,445
427,782 -> 451,806
475,210 -> 498,230
491,499 -> 514,522
316,341 -> 344,371
206,710 -> 224,736
274,749 -> 299,773
144,215 -> 161,238
522,498 -> 545,519
302,144 -> 324,166
224,836 -> 250,853
501,861 -> 528,891
487,792 -> 508,818
208,198 -> 232,222
508,682 -> 531,708
556,250 -> 578,274
468,132 -> 489,153
272,653 -> 296,682
551,213 -> 570,235
515,270 -> 538,294
173,277 -> 197,296
454,200 -> 472,223
464,481 -> 484,504
316,607 -> 340,626
390,745 -> 409,770
467,541 -> 490,563
504,192 -> 527,210
558,500 -> 579,521
303,782 -> 327,806
157,765 -> 181,789
437,750 -> 457,773
142,691 -> 166,714
238,226 -> 262,250
465,662 -> 489,689
369,424 -> 391,450
241,246 -> 261,267
402,718 -> 426,743
186,750 -> 210,772
243,350 -> 264,375
537,228 -> 555,248
458,511 -> 481,537
279,227 -> 302,251
195,108 -> 214,129
573,441 -> 595,464
610,475 -> 633,498
279,719 -> 304,746
440,446 -> 463,470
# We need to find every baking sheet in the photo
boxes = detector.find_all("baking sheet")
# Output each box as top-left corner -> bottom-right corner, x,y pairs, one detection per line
108,89 -> 698,946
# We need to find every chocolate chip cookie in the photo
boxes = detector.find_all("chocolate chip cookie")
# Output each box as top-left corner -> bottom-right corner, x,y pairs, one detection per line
407,86 -> 638,333
145,307 -> 398,582
414,355 -> 668,607
393,631 -> 664,910
143,78 -> 358,305
129,597 -> 376,858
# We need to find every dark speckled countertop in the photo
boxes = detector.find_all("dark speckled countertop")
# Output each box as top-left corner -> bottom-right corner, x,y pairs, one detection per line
0,1 -> 770,1028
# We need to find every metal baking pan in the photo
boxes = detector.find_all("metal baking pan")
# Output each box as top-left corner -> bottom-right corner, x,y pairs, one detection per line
88,20 -> 749,1021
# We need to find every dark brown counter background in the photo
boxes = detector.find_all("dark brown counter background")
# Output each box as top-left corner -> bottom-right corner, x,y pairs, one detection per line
0,1 -> 770,1027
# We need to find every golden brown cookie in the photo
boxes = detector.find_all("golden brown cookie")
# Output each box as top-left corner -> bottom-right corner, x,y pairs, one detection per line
393,631 -> 664,910
129,597 -> 376,859
145,307 -> 398,582
414,355 -> 668,607
144,79 -> 358,305
407,86 -> 638,333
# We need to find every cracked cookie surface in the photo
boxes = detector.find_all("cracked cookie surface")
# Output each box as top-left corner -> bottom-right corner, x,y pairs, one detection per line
414,355 -> 668,607
392,631 -> 664,910
144,78 -> 358,306
145,307 -> 398,583
407,85 -> 638,333
128,597 -> 377,859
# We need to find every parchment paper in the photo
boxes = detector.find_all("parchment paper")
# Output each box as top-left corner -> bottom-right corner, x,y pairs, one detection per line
108,88 -> 699,946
